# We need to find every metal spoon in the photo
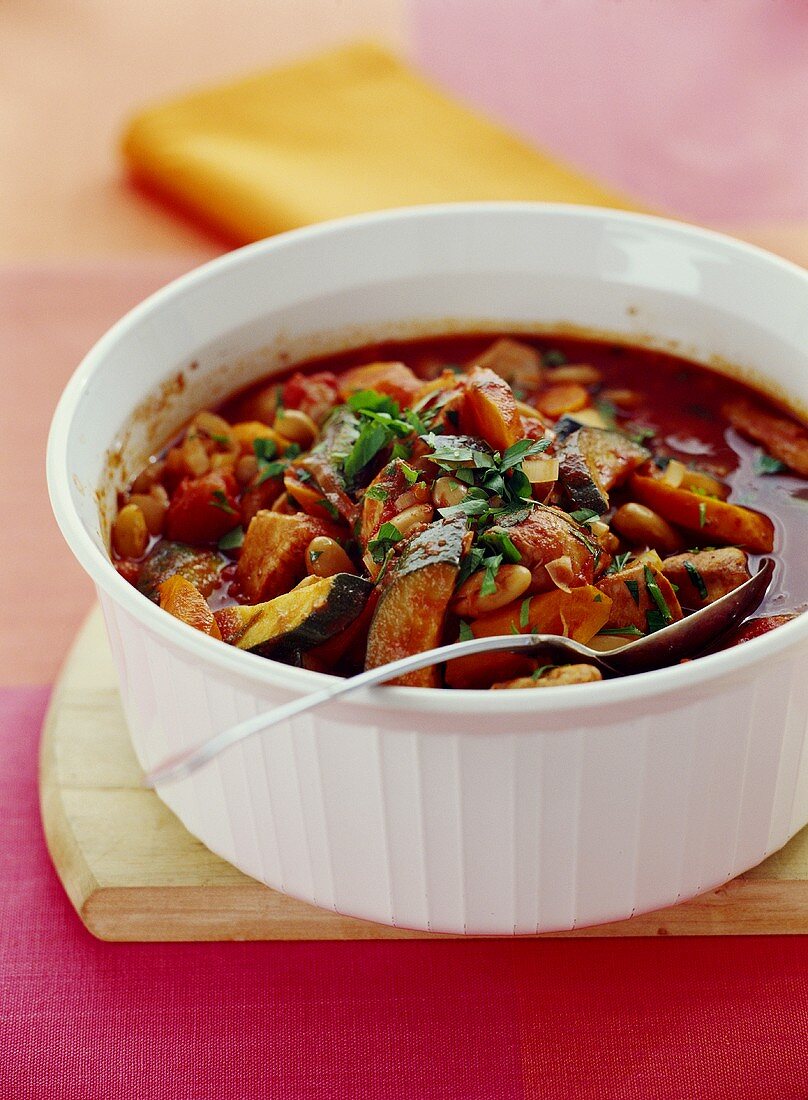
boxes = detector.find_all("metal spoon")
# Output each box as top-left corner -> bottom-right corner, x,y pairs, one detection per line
143,558 -> 774,787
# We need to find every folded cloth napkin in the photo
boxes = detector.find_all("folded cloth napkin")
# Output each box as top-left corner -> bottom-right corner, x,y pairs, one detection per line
122,41 -> 638,244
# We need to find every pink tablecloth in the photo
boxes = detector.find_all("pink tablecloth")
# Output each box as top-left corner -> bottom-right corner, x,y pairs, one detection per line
3,262 -> 808,1098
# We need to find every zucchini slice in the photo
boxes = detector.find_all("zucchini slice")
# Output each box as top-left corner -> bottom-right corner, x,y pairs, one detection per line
365,517 -> 469,687
559,428 -> 650,514
215,573 -> 372,653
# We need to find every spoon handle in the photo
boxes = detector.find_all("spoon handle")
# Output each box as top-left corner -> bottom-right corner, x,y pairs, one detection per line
143,632 -> 599,787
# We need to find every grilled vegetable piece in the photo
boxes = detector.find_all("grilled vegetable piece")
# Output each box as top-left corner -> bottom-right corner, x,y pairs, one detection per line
558,428 -> 650,514
136,540 -> 223,601
492,664 -> 603,689
215,573 -> 372,652
724,398 -> 808,477
630,474 -> 775,553
470,585 -> 612,645
596,554 -> 683,634
291,406 -> 361,522
360,459 -> 414,549
471,337 -> 543,390
165,471 -> 240,544
158,575 -> 221,638
338,361 -> 421,407
459,366 -> 523,450
503,506 -> 600,593
365,517 -> 469,687
307,588 -> 380,674
660,548 -> 751,609
236,511 -> 342,603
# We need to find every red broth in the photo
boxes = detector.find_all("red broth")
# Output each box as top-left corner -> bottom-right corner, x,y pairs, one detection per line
113,335 -> 808,686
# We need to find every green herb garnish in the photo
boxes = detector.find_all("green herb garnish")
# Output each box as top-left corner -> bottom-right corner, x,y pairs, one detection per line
643,565 -> 673,625
400,462 -> 419,484
625,578 -> 640,605
210,489 -> 237,515
364,484 -> 388,501
458,620 -> 474,642
531,664 -> 555,681
569,507 -> 598,525
754,451 -> 785,476
542,349 -> 567,367
597,625 -> 644,638
683,559 -> 709,601
606,551 -> 632,575
218,525 -> 244,550
479,554 -> 502,597
368,521 -> 404,564
519,597 -> 532,630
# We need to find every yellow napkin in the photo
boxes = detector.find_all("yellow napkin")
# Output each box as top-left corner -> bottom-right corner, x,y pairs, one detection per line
122,42 -> 638,244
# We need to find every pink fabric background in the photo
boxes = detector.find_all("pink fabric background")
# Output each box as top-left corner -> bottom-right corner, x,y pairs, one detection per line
5,687 -> 808,1098
411,0 -> 808,222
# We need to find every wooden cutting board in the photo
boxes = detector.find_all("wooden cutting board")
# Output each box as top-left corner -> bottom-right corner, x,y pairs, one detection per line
40,607 -> 808,941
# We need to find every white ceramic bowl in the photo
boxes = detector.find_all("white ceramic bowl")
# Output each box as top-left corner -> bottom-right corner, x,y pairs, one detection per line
48,204 -> 808,935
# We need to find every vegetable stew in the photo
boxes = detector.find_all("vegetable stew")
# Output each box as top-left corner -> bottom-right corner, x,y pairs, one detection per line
111,335 -> 808,689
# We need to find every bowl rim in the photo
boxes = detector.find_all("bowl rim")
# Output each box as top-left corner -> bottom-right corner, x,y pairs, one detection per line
47,200 -> 808,715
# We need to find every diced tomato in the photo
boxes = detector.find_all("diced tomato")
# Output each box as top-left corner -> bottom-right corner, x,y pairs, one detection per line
165,471 -> 240,545
282,371 -> 341,425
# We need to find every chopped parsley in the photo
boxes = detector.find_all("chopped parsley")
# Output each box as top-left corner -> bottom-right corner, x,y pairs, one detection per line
754,451 -> 785,476
569,507 -> 599,525
210,489 -> 237,515
643,565 -> 673,628
400,462 -> 419,484
479,529 -> 522,563
457,620 -> 474,642
598,625 -> 644,638
218,525 -> 244,550
607,551 -> 632,575
683,559 -> 709,601
479,554 -> 502,597
367,521 -> 404,564
318,499 -> 340,520
542,349 -> 567,367
364,483 -> 389,502
253,437 -> 301,484
519,597 -> 532,630
341,390 -> 421,481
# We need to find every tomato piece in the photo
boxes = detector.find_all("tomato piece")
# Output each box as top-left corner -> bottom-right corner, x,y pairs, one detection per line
282,371 -> 341,425
165,471 -> 240,545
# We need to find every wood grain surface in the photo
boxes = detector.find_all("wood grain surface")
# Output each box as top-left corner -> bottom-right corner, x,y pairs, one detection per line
40,607 -> 808,942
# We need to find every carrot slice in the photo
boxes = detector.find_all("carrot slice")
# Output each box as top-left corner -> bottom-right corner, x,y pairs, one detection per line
630,475 -> 774,553
158,575 -> 221,638
535,382 -> 589,419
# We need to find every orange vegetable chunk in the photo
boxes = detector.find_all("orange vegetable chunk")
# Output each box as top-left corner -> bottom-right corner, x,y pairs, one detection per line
459,366 -> 523,450
630,475 -> 774,553
158,575 -> 221,638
